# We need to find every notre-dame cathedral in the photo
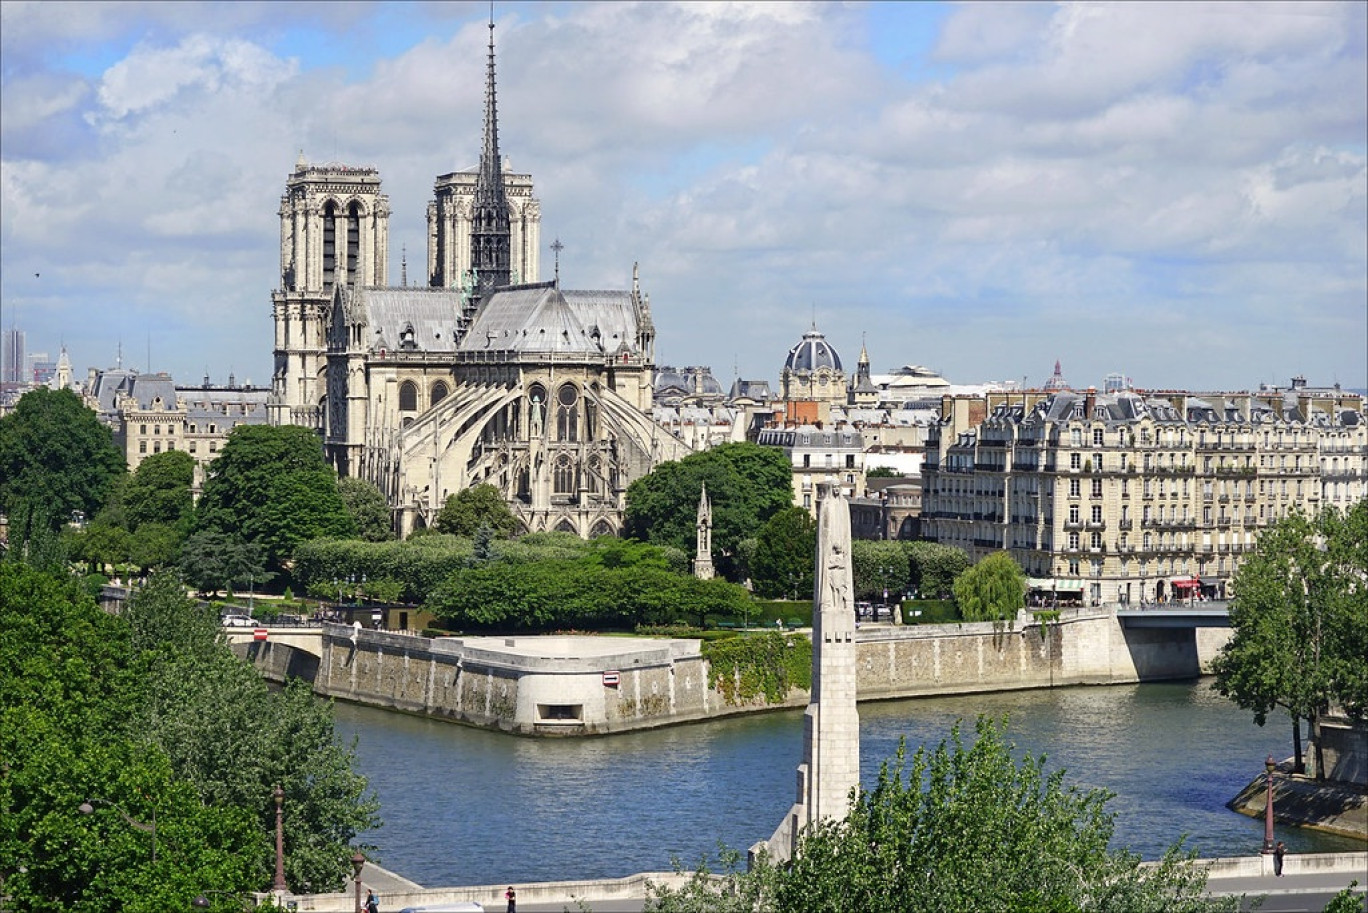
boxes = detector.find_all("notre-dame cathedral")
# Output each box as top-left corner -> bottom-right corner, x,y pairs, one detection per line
268,21 -> 690,537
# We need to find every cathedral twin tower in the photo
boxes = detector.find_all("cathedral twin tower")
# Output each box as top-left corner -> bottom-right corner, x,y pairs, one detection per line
267,21 -> 683,538
270,22 -> 539,429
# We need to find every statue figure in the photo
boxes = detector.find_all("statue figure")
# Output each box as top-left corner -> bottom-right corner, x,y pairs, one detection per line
529,393 -> 544,438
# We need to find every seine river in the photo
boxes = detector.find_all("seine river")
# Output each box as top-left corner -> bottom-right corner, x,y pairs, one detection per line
333,681 -> 1362,888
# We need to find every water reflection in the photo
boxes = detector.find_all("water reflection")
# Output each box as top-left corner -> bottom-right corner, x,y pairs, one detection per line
334,681 -> 1360,888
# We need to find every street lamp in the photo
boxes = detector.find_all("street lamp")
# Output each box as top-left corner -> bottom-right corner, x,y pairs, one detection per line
1261,755 -> 1277,854
351,852 -> 366,913
79,797 -> 156,864
273,784 -> 289,893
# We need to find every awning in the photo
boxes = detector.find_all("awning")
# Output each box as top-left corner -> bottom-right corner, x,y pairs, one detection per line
1027,578 -> 1084,592
1200,577 -> 1221,587
1171,576 -> 1201,589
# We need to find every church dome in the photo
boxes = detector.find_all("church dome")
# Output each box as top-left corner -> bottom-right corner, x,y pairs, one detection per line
784,329 -> 843,374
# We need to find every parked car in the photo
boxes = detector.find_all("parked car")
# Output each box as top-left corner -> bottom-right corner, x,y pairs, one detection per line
220,613 -> 256,627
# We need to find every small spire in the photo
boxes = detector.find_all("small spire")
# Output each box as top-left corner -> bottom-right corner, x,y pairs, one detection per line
551,238 -> 564,287
401,245 -> 408,287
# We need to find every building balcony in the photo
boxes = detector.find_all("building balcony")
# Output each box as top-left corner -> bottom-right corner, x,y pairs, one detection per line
1085,521 -> 1106,531
1063,520 -> 1084,531
1118,519 -> 1133,530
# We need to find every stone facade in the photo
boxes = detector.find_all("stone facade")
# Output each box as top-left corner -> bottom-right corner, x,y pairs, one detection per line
922,384 -> 1367,605
269,25 -> 690,536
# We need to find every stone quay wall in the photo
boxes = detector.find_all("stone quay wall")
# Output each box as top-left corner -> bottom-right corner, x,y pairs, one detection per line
241,609 -> 1231,735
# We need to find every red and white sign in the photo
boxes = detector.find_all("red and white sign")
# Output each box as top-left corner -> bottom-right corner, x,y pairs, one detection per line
253,628 -> 269,641
602,671 -> 620,687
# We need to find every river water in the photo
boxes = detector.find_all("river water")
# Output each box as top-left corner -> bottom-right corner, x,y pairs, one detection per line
333,681 -> 1362,888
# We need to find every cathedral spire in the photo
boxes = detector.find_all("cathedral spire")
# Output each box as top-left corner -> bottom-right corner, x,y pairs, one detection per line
471,11 -> 512,296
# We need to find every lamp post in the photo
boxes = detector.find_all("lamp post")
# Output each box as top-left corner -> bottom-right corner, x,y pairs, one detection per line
1261,754 -> 1277,854
79,797 -> 156,864
272,784 -> 289,893
351,851 -> 366,913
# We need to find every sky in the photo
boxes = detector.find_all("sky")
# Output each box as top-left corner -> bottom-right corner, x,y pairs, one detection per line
2,0 -> 1365,394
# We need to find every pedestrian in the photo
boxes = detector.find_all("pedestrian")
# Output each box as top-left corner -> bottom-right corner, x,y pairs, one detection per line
365,889 -> 380,913
1273,840 -> 1286,877
505,885 -> 517,913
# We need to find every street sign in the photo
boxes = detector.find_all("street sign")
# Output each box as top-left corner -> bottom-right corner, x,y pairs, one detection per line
602,671 -> 620,687
253,628 -> 269,641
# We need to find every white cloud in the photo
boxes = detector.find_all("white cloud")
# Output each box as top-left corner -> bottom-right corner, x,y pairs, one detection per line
0,0 -> 1363,394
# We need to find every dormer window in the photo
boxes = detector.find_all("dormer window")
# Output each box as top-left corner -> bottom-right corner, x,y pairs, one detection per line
400,323 -> 418,350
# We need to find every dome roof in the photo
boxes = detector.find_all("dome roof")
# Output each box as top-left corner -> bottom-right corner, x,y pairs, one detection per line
784,329 -> 843,374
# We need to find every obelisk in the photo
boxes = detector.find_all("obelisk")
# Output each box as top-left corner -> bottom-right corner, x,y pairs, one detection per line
754,484 -> 860,864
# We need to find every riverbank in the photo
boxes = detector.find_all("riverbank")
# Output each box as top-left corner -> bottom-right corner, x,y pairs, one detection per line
1228,760 -> 1368,842
277,852 -> 1368,912
237,605 -> 1233,736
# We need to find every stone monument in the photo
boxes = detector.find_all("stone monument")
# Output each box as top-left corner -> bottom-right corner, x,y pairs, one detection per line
692,483 -> 715,580
754,484 -> 860,864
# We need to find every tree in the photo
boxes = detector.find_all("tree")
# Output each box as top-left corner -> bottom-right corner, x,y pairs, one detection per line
749,507 -> 817,599
337,476 -> 394,542
902,540 -> 970,598
851,540 -> 910,603
0,386 -> 125,544
953,551 -> 1027,622
0,564 -> 263,912
195,425 -> 354,572
624,443 -> 793,578
865,466 -> 900,478
434,483 -> 518,538
178,529 -> 270,597
1212,503 -> 1368,778
647,717 -> 1236,913
124,449 -> 196,531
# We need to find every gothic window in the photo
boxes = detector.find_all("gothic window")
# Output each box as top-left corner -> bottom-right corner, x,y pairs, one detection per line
590,519 -> 614,538
399,381 -> 418,412
554,454 -> 575,494
556,384 -> 579,442
431,381 -> 449,405
323,201 -> 338,289
583,397 -> 597,441
587,456 -> 603,494
347,201 -> 361,281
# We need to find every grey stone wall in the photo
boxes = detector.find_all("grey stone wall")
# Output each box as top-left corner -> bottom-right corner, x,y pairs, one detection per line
242,613 -> 1232,736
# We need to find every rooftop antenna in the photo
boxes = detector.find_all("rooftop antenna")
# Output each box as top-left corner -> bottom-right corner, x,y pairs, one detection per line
116,338 -> 123,370
401,245 -> 408,287
551,238 -> 564,286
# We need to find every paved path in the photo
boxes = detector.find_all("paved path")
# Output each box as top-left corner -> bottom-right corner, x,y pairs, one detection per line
1209,868 -> 1365,913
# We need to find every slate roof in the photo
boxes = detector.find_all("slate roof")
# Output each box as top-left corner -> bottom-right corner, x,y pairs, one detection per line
459,283 -> 641,356
350,288 -> 464,354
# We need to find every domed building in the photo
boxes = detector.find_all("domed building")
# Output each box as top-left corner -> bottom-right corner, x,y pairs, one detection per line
780,326 -> 848,424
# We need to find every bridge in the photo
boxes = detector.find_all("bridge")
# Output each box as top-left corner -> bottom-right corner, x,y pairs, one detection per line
221,625 -> 325,658
1115,601 -> 1231,629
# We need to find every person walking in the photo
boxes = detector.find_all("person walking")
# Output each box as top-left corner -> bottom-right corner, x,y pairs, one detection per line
1273,840 -> 1287,877
504,885 -> 517,913
364,889 -> 380,913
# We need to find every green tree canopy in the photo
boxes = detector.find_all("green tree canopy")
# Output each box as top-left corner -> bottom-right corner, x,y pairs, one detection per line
337,476 -> 395,542
178,529 -> 271,597
0,564 -> 263,912
434,483 -> 519,538
902,540 -> 971,598
953,550 -> 1027,622
850,539 -> 910,603
124,449 -> 196,531
1212,502 -> 1368,777
749,507 -> 817,599
0,387 -> 125,543
647,717 -> 1235,913
195,425 -> 354,572
624,442 -> 793,579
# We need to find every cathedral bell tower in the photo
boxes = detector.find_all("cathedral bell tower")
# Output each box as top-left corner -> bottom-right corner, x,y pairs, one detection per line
269,154 -> 390,428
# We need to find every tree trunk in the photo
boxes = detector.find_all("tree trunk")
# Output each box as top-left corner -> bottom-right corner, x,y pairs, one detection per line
1310,711 -> 1326,781
1291,715 -> 1304,774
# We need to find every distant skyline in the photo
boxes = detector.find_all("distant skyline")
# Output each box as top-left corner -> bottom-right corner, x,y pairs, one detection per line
2,1 -> 1365,393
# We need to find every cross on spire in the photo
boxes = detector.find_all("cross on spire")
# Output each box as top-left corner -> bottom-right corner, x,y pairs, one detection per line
550,237 -> 564,285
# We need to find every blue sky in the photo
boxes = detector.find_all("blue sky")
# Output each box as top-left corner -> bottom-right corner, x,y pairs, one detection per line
2,0 -> 1364,393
